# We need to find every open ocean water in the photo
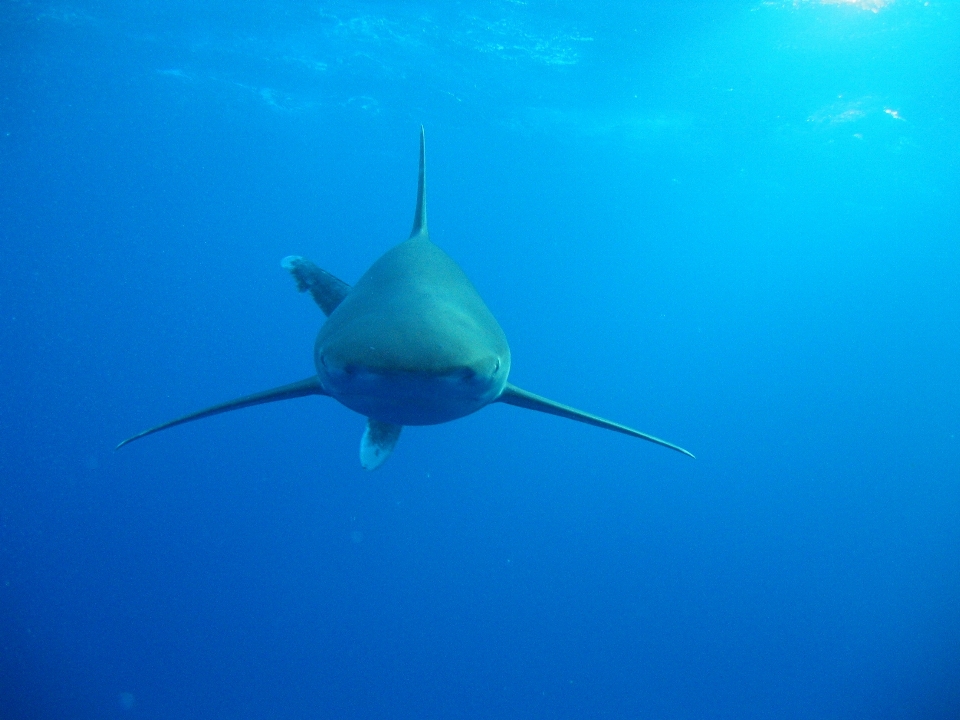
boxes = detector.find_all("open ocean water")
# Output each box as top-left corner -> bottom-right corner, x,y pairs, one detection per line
1,0 -> 959,718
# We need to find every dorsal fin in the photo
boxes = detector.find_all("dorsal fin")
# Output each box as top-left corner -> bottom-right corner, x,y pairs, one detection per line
410,125 -> 428,239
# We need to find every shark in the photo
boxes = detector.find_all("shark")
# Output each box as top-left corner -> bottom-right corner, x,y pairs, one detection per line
117,128 -> 694,469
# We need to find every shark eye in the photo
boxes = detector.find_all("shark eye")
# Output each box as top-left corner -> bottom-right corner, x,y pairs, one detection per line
493,359 -> 501,373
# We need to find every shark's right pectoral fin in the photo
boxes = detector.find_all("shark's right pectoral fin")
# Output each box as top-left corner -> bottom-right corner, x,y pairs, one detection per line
281,256 -> 351,316
496,383 -> 695,459
116,376 -> 326,450
360,419 -> 403,470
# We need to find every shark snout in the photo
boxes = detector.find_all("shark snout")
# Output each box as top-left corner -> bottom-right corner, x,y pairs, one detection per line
314,344 -> 510,425
317,349 -> 503,387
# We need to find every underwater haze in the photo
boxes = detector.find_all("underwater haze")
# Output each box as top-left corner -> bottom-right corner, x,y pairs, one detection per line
2,0 -> 959,717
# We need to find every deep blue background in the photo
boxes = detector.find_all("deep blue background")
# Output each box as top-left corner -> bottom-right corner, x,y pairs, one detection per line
2,1 -> 959,717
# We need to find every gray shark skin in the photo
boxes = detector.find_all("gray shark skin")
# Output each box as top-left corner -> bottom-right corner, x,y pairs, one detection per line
117,128 -> 694,469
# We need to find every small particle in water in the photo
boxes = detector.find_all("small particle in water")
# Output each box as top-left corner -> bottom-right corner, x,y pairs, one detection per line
350,530 -> 364,544
118,692 -> 135,710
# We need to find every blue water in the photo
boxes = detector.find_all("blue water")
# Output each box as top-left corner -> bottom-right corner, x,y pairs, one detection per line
2,1 -> 959,717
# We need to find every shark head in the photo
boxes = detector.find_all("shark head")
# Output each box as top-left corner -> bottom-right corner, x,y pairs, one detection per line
313,235 -> 511,425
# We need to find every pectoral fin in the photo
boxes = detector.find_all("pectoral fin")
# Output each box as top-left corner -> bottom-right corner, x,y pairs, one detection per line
360,419 -> 403,470
496,383 -> 694,458
116,376 -> 326,449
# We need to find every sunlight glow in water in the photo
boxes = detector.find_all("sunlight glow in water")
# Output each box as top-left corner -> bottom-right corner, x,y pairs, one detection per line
816,0 -> 893,11
774,0 -> 896,11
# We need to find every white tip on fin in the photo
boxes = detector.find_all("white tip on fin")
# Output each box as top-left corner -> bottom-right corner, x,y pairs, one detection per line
360,419 -> 403,470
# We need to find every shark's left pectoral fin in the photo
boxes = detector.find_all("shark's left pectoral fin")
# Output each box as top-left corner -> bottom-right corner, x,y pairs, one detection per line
360,419 -> 403,470
496,383 -> 695,459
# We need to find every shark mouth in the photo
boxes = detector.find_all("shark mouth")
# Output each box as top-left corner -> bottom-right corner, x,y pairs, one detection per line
321,366 -> 501,426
